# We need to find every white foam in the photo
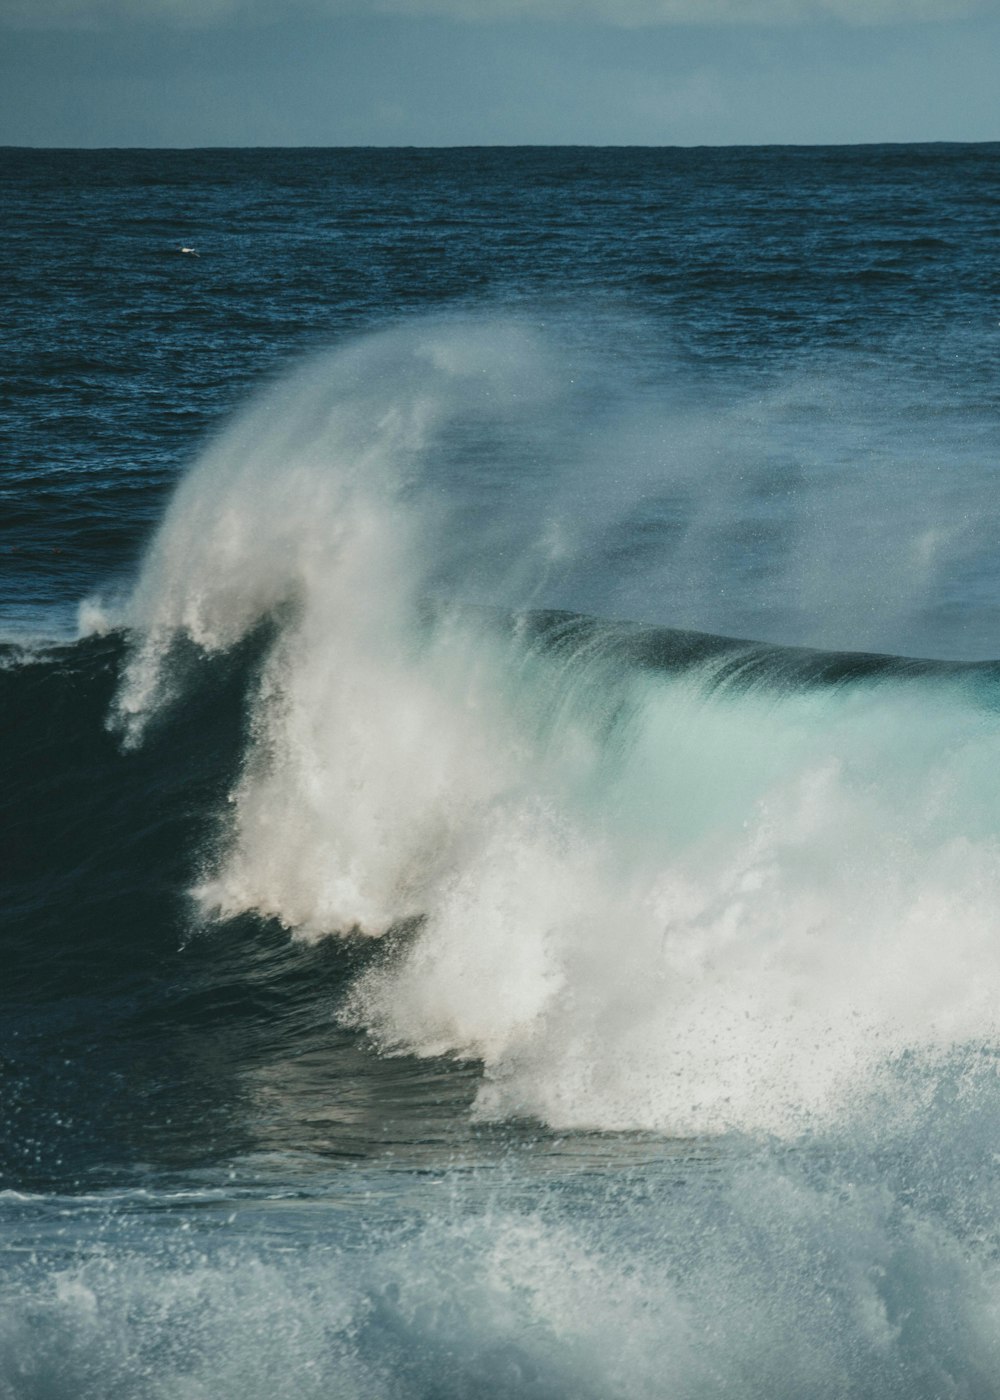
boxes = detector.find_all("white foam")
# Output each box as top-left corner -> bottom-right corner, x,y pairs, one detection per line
4,1139 -> 1000,1400
115,315 -> 1000,1136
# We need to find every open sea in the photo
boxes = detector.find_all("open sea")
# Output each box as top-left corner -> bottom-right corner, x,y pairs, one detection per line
3,143 -> 1000,1397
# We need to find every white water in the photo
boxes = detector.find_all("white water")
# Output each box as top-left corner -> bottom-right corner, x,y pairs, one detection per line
5,1114 -> 1000,1400
111,316 -> 1000,1138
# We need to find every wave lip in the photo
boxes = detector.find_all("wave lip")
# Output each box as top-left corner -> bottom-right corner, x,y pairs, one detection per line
507,605 -> 1000,692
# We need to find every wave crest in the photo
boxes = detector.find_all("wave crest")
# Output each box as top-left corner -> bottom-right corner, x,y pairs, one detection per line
112,318 -> 1000,1136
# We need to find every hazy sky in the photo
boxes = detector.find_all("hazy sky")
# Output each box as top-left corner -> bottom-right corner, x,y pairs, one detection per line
1,0 -> 997,146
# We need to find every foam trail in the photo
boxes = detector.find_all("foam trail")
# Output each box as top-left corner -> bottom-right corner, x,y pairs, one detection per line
115,317 -> 1000,1137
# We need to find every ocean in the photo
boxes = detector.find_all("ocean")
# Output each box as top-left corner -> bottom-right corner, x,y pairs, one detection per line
3,143 -> 1000,1397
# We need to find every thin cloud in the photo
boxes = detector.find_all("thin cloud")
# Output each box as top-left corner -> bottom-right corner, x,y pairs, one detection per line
355,0 -> 994,21
1,0 -> 992,28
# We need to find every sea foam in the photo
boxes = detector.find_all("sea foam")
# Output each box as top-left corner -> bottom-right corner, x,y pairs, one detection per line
113,316 -> 1000,1136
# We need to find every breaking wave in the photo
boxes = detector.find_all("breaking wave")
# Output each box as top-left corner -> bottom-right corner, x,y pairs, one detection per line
101,316 -> 1000,1137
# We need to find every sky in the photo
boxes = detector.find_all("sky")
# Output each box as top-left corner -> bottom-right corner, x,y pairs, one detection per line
0,0 -> 997,146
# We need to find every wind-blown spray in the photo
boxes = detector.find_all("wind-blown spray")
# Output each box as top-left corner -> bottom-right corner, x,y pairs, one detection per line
112,317 -> 1000,1137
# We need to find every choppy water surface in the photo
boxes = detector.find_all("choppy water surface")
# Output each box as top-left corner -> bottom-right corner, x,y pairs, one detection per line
4,145 -> 1000,1397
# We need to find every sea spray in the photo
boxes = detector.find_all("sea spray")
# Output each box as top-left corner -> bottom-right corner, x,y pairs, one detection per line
111,316 -> 1000,1138
5,1119 -> 1000,1400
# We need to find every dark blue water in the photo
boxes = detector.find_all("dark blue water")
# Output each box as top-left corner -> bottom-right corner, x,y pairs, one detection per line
4,145 -> 1000,1397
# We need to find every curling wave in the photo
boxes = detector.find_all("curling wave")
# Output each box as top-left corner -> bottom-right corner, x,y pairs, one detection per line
103,318 -> 1000,1138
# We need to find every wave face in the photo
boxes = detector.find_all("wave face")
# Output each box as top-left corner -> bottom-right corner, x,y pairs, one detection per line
100,318 -> 1000,1140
